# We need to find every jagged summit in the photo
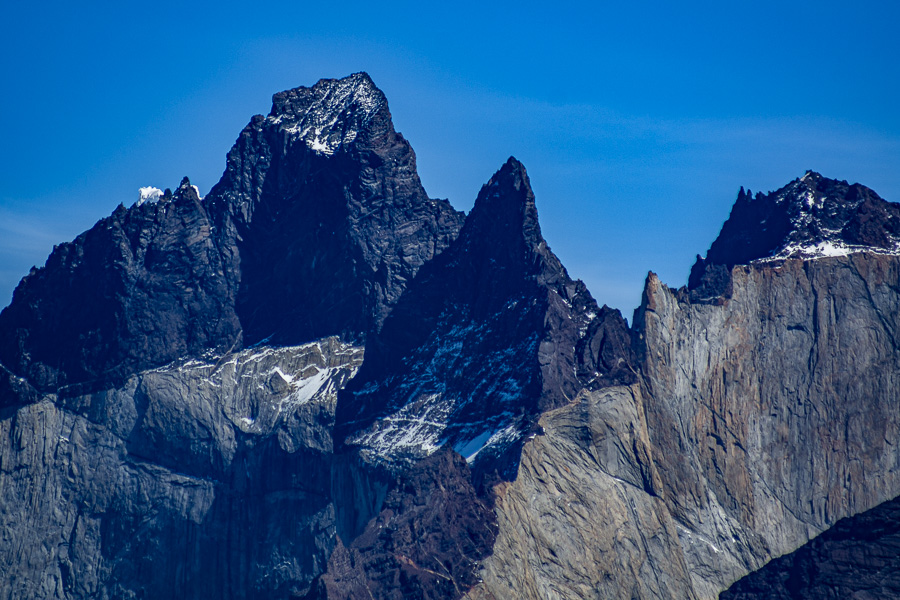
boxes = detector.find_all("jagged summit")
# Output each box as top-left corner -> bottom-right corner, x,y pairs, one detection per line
266,72 -> 386,156
689,171 -> 900,291
210,72 -> 464,346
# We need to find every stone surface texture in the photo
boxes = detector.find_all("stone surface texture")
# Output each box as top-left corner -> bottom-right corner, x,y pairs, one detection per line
0,72 -> 463,397
337,158 -> 634,481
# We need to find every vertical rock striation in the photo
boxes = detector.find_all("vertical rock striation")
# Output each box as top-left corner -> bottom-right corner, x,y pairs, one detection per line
464,174 -> 900,600
0,339 -> 364,599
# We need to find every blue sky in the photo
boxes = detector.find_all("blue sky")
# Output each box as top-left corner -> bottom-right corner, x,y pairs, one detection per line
3,1 -> 899,316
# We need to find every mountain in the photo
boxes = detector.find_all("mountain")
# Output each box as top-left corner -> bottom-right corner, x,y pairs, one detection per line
207,72 -> 464,346
465,174 -> 900,600
2,74 -> 900,600
688,171 -> 900,299
0,72 -> 463,398
0,73 -> 462,599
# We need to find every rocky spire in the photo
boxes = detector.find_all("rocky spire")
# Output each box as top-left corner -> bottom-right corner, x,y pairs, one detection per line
206,72 -> 464,346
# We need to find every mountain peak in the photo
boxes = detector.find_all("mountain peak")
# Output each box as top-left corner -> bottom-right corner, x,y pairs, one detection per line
174,176 -> 201,202
266,72 -> 387,156
691,172 -> 900,290
466,157 -> 544,253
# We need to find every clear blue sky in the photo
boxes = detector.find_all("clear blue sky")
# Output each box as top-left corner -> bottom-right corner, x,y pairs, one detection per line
3,0 -> 899,316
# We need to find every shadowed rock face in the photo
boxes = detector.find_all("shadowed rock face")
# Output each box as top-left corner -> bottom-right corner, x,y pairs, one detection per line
0,73 -> 465,600
208,73 -> 464,346
720,493 -> 900,599
305,449 -> 496,600
0,180 -> 241,396
0,73 -> 463,398
336,158 -> 635,481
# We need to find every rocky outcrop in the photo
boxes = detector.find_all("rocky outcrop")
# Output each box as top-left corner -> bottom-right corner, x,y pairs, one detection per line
721,493 -> 900,599
0,338 -> 363,599
336,158 -> 634,480
460,255 -> 900,600
307,449 -> 496,600
307,158 -> 633,599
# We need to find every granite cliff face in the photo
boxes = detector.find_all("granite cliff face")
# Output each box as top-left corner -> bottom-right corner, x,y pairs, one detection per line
463,175 -> 900,600
635,252 -> 900,597
2,74 -> 900,600
1,339 -> 364,598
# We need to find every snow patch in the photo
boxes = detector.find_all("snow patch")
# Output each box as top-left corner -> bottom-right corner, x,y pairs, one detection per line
137,186 -> 164,206
267,74 -> 384,156
454,430 -> 493,460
